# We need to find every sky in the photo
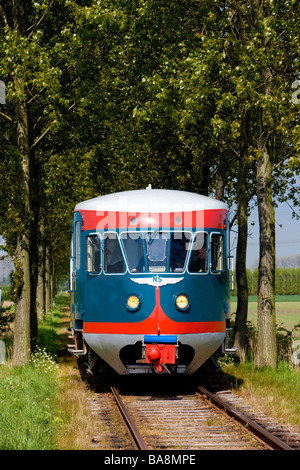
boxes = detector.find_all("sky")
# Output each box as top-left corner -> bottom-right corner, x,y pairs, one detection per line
246,202 -> 300,269
230,177 -> 300,269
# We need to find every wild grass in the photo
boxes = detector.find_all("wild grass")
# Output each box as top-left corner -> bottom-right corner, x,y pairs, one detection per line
221,362 -> 300,432
222,296 -> 300,431
0,296 -> 62,450
231,295 -> 300,331
53,296 -> 99,450
0,349 -> 59,449
54,361 -> 98,450
0,293 -> 97,450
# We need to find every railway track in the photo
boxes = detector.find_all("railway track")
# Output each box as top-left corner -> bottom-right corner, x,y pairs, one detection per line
83,370 -> 299,451
197,386 -> 296,450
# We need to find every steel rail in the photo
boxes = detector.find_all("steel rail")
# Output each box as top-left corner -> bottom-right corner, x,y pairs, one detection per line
110,385 -> 148,450
197,385 -> 294,450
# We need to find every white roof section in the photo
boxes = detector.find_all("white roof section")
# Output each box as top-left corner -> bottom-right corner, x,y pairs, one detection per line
75,189 -> 228,213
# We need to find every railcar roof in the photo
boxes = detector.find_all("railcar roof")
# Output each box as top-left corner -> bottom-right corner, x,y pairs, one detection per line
74,189 -> 228,213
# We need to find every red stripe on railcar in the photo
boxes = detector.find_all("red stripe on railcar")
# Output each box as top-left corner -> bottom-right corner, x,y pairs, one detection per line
83,320 -> 226,335
79,209 -> 227,231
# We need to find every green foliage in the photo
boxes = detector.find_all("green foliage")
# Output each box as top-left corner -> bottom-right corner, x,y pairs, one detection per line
1,0 -> 299,267
275,268 -> 300,296
0,286 -> 11,302
0,352 -> 58,449
0,294 -> 66,450
233,268 -> 300,296
277,323 -> 300,365
0,0 -> 299,364
36,294 -> 63,356
0,306 -> 14,335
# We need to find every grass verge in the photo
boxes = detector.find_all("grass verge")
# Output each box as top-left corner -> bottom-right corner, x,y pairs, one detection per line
219,361 -> 300,432
53,295 -> 99,450
0,293 -> 97,450
0,349 -> 59,449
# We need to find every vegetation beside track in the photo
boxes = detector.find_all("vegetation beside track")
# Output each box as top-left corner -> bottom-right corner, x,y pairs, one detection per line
0,293 -> 97,450
0,292 -> 299,449
219,362 -> 300,432
230,295 -> 300,365
232,269 -> 300,296
225,295 -> 300,430
0,349 -> 59,450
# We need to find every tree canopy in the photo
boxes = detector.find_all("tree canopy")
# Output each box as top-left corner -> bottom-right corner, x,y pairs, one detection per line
0,0 -> 299,366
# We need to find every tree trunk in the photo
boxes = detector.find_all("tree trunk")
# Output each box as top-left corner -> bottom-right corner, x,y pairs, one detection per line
13,236 -> 31,365
256,142 -> 276,368
45,244 -> 53,311
255,0 -> 277,368
215,171 -> 225,201
29,159 -> 39,346
234,112 -> 249,357
256,60 -> 277,368
12,77 -> 32,365
11,1 -> 39,364
36,236 -> 46,322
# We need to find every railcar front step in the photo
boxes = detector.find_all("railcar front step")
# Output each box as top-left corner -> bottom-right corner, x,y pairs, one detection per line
68,347 -> 86,356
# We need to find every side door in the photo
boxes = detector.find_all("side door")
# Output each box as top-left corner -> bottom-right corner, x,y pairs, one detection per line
73,212 -> 84,325
84,232 -> 102,321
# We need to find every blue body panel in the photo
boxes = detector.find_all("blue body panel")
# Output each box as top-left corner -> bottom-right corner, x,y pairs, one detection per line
74,227 -> 229,327
69,189 -> 232,374
84,273 -> 156,323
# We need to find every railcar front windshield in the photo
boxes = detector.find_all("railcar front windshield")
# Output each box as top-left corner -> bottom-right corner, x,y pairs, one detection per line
145,232 -> 168,272
120,231 -> 191,273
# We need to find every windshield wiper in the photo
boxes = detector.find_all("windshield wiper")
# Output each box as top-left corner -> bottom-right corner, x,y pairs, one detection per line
147,229 -> 159,245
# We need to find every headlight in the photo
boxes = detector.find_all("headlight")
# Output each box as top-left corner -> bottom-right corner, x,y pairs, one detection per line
127,295 -> 140,311
175,294 -> 189,311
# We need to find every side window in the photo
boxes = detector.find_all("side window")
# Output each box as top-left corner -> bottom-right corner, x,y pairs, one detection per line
86,235 -> 101,273
211,234 -> 224,272
104,233 -> 126,273
188,232 -> 208,273
75,221 -> 81,270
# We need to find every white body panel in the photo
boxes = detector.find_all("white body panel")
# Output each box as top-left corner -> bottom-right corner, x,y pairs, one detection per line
84,332 -> 226,375
75,189 -> 227,213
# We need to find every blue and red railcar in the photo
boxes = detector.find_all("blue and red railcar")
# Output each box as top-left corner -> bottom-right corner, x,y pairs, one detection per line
69,188 -> 233,375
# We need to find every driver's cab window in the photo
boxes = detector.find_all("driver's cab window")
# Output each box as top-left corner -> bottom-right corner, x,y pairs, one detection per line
121,233 -> 145,273
145,232 -> 169,272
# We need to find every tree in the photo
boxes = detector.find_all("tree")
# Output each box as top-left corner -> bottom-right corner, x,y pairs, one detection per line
1,0 -> 299,367
0,0 -> 79,363
219,0 -> 299,366
65,2 -> 298,368
0,0 -> 34,364
253,0 -> 299,367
